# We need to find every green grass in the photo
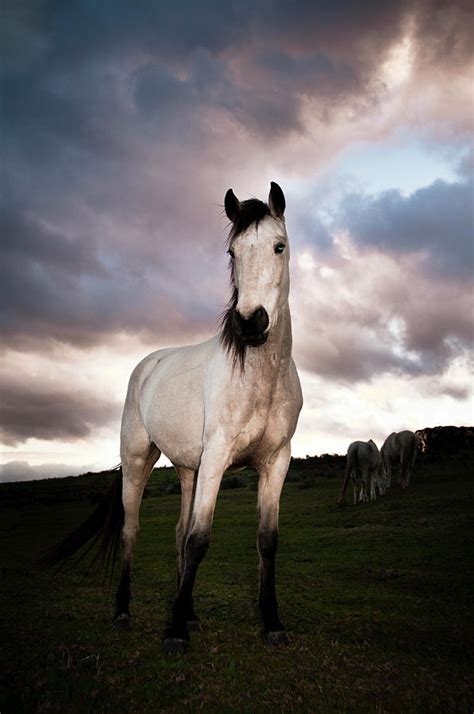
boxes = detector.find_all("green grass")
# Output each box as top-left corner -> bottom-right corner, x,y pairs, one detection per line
1,454 -> 473,713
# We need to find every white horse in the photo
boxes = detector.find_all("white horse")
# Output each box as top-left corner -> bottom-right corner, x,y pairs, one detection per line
48,182 -> 303,652
337,440 -> 384,504
381,430 -> 419,488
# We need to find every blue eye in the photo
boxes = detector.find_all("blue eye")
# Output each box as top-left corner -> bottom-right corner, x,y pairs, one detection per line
274,243 -> 285,254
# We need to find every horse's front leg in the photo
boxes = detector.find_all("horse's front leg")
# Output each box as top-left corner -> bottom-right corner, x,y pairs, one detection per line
163,448 -> 227,653
256,443 -> 291,645
174,466 -> 199,627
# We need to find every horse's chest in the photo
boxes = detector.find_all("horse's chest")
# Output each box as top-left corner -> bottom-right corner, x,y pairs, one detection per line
232,394 -> 273,438
229,390 -> 292,459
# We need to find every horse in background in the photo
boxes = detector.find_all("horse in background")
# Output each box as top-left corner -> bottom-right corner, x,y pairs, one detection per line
381,430 -> 419,488
47,182 -> 303,653
337,440 -> 384,504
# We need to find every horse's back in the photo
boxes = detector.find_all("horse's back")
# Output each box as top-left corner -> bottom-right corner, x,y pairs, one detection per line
398,430 -> 418,459
348,440 -> 379,471
398,430 -> 418,446
347,441 -> 366,469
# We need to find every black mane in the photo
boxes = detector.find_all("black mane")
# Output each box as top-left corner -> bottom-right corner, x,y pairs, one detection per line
220,198 -> 271,367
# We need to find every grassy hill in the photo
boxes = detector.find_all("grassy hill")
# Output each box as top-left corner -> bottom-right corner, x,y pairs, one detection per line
1,444 -> 473,712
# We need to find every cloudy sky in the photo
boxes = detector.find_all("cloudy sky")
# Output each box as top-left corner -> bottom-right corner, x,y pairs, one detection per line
1,0 -> 473,481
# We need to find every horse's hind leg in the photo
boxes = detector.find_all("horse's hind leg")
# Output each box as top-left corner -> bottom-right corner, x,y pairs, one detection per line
352,475 -> 357,505
404,445 -> 417,487
360,468 -> 369,503
370,471 -> 377,501
114,441 -> 160,628
378,470 -> 386,496
174,467 -> 199,626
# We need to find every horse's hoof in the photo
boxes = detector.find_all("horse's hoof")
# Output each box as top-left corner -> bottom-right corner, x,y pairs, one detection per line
113,613 -> 131,630
187,619 -> 202,632
162,638 -> 189,654
265,630 -> 290,646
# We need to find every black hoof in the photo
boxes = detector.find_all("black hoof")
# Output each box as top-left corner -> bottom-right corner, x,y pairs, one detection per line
162,638 -> 189,654
265,630 -> 290,646
113,613 -> 131,630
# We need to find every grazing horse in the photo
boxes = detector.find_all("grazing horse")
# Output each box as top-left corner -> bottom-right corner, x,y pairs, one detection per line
48,182 -> 303,653
381,430 -> 419,488
337,440 -> 384,504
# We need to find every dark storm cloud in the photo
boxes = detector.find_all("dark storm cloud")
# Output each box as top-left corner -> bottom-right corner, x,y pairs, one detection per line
339,175 -> 474,277
0,1 -> 398,66
131,51 -> 301,137
1,0 -> 472,352
0,379 -> 122,446
3,0 -> 470,160
1,196 -> 100,274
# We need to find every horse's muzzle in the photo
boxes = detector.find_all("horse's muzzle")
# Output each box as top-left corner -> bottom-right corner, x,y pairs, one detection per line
233,307 -> 269,346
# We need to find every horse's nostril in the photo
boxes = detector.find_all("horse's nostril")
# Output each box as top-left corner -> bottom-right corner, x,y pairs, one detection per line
253,307 -> 269,331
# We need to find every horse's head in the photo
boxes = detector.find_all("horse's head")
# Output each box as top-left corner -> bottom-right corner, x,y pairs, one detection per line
223,182 -> 289,352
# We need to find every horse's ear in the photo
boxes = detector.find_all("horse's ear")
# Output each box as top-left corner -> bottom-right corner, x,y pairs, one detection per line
225,189 -> 241,223
269,181 -> 286,218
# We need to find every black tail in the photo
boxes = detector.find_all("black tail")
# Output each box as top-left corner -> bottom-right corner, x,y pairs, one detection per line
42,469 -> 124,576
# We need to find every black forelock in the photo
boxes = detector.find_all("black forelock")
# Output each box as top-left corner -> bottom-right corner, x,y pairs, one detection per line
227,198 -> 271,244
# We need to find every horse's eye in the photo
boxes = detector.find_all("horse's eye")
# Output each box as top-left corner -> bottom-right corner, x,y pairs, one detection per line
274,243 -> 285,254
227,248 -> 234,258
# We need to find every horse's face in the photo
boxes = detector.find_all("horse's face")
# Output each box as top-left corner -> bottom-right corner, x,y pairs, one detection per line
230,216 -> 289,345
225,182 -> 289,347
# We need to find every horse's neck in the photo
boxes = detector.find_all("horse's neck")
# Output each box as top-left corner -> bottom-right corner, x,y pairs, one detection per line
242,303 -> 293,381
